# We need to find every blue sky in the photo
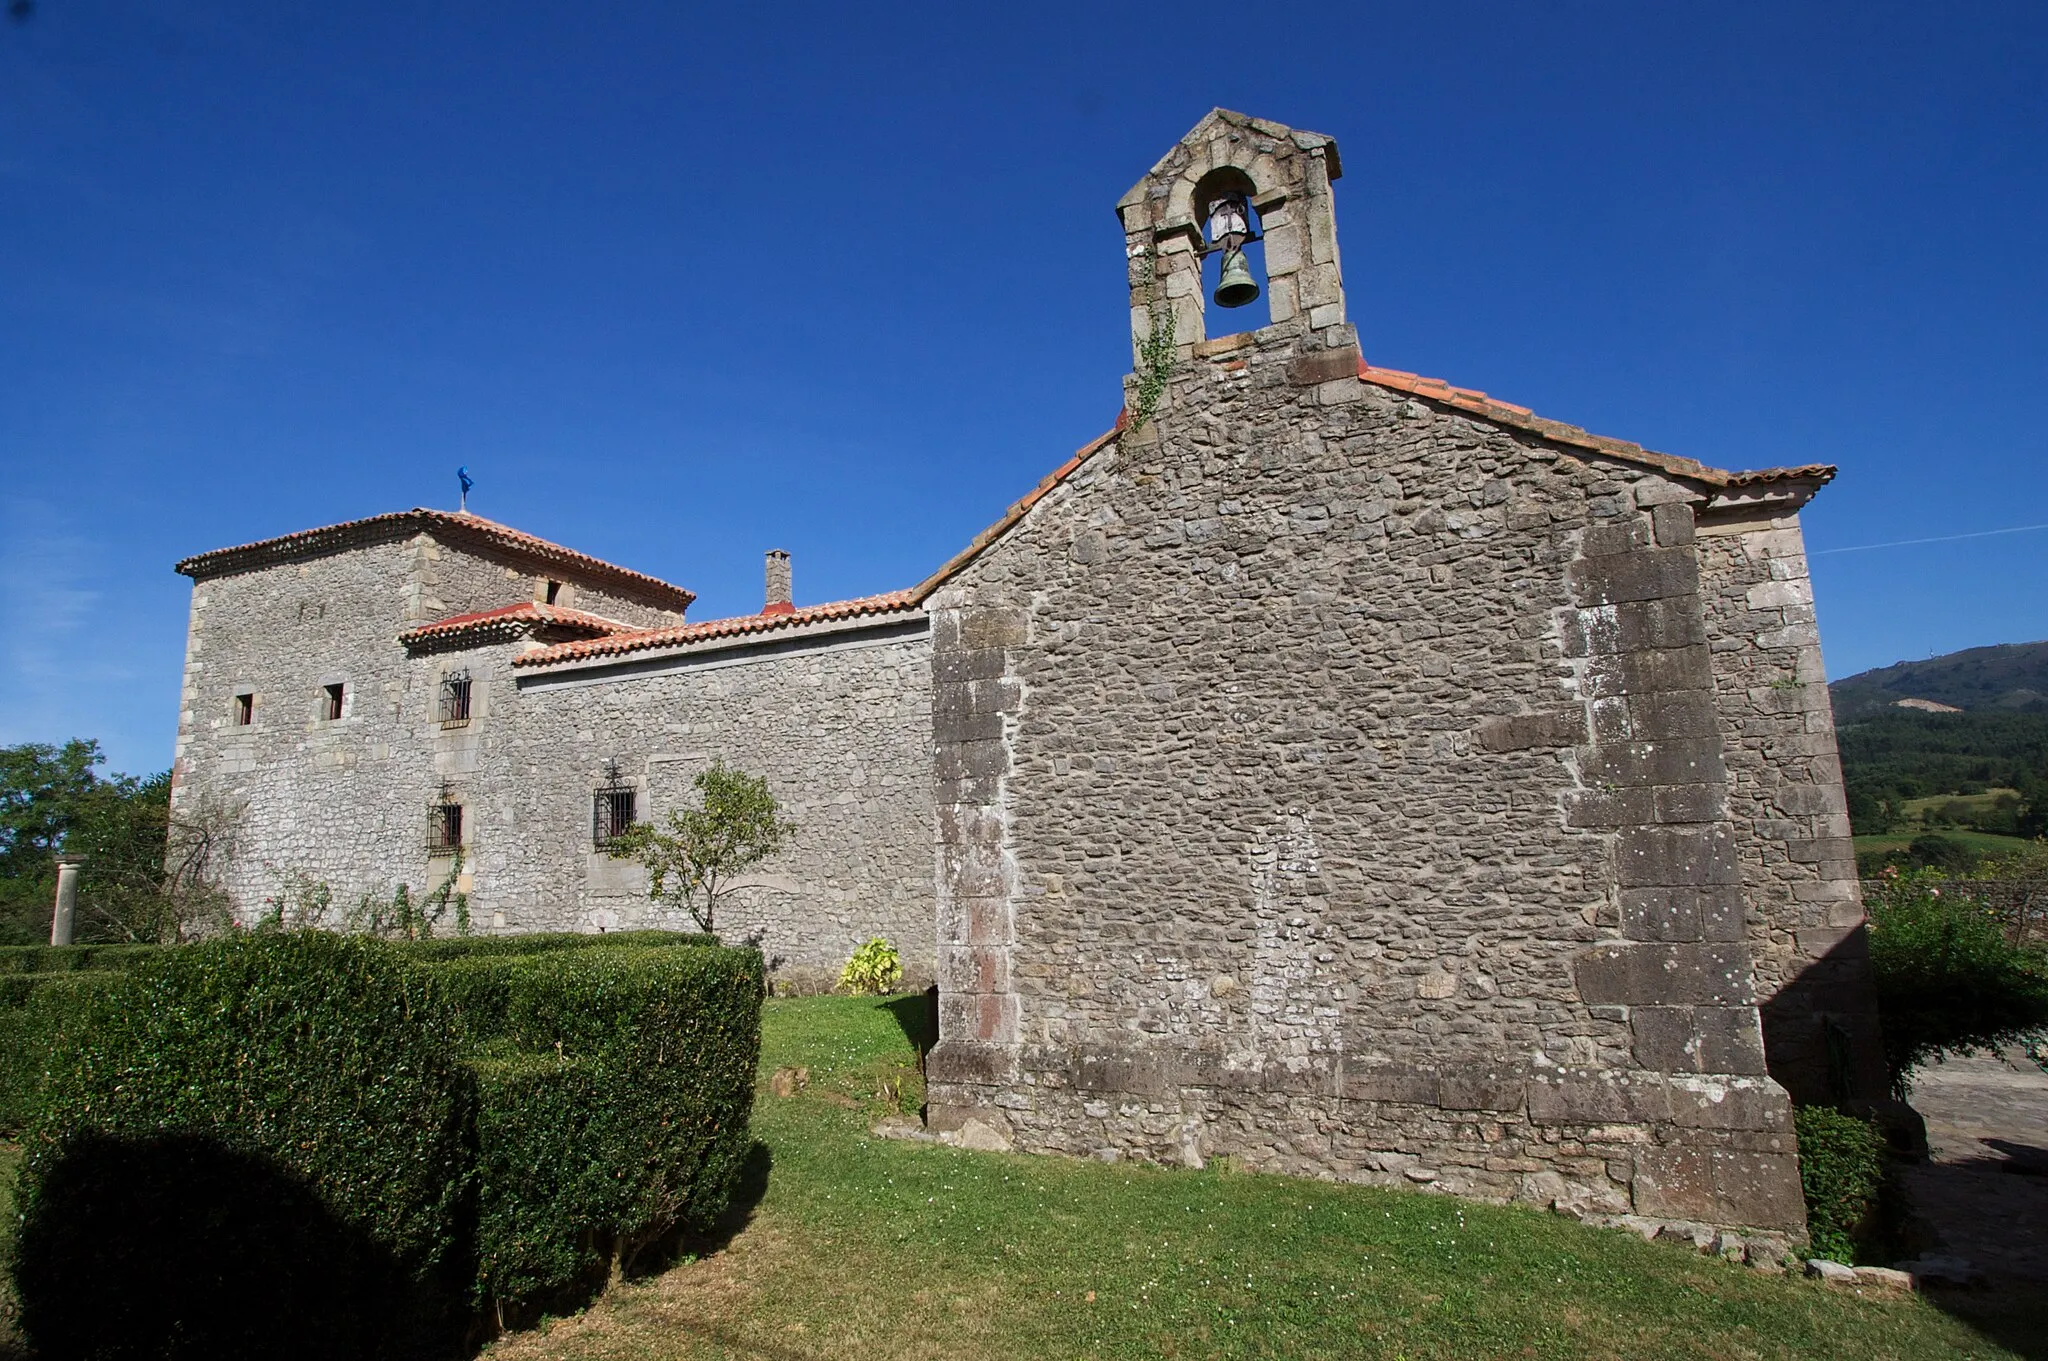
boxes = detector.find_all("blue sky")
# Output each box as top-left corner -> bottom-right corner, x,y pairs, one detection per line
3,2 -> 2044,777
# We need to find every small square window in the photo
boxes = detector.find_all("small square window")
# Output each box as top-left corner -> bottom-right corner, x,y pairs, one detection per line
426,802 -> 464,855
439,670 -> 472,728
233,692 -> 254,726
543,579 -> 562,605
593,785 -> 637,849
322,683 -> 345,721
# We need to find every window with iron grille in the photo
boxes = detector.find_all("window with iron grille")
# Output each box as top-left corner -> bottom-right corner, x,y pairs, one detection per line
426,801 -> 464,855
439,669 -> 472,728
592,779 -> 637,849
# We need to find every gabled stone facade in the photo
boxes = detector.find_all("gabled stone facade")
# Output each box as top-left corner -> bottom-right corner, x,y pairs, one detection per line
917,111 -> 1877,1234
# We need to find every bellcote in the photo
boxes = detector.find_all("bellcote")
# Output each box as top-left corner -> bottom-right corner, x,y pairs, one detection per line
1117,110 -> 1347,362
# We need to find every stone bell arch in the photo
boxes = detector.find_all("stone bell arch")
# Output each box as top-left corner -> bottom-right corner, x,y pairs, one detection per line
1115,109 -> 1348,361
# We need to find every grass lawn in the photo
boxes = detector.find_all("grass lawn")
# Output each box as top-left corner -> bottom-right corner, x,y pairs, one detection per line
483,995 -> 2037,1361
1855,829 -> 2038,861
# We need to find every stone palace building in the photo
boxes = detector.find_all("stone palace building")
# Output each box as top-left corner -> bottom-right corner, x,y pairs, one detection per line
170,111 -> 1881,1234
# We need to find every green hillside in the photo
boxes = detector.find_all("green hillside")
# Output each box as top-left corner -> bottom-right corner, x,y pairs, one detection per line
1829,640 -> 2048,722
1830,644 -> 2048,868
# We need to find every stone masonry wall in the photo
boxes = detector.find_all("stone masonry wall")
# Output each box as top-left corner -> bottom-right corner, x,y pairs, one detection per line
414,536 -> 686,629
172,535 -> 933,975
1695,515 -> 1885,1102
172,537 -> 455,915
926,323 -> 1805,1231
479,627 -> 935,972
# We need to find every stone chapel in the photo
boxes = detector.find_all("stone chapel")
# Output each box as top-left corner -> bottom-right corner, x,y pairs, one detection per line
170,111 -> 1880,1233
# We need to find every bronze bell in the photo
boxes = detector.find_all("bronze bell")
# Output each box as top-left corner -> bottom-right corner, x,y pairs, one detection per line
1214,247 -> 1259,309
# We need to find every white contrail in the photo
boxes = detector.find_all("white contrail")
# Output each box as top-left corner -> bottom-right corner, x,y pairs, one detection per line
1810,522 -> 2048,556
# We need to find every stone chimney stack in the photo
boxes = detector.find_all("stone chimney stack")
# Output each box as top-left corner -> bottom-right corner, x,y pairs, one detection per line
764,550 -> 794,616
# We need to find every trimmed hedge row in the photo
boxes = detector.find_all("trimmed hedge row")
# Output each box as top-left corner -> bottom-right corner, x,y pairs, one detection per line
0,972 -> 126,1133
0,931 -> 713,1134
17,934 -> 474,1357
12,931 -> 762,1358
452,947 -> 762,1304
0,930 -> 712,974
0,942 -> 161,974
0,945 -> 166,1132
398,929 -> 715,963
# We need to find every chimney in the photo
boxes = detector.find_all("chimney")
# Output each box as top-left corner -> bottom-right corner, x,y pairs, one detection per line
763,550 -> 794,615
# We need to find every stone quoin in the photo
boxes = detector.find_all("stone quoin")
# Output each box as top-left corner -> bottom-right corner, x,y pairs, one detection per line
169,110 -> 1879,1235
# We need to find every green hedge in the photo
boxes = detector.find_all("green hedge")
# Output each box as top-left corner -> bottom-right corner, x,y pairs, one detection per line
0,972 -> 126,1133
439,944 -> 763,1306
11,931 -> 762,1354
16,933 -> 475,1356
0,931 -> 710,974
0,946 -> 166,1134
1795,1105 -> 1889,1264
0,942 -> 161,974
0,932 -> 713,1135
395,929 -> 714,964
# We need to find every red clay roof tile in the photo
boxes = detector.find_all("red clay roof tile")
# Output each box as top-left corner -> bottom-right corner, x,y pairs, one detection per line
176,508 -> 695,610
1353,357 -> 1837,490
398,602 -> 635,647
908,356 -> 1837,601
512,590 -> 922,669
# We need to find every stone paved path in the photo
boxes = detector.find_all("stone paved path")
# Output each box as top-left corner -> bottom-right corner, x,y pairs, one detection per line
1899,1048 -> 2048,1286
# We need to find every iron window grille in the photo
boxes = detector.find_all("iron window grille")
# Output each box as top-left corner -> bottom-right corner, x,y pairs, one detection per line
592,764 -> 637,849
426,800 -> 464,855
439,669 -> 472,728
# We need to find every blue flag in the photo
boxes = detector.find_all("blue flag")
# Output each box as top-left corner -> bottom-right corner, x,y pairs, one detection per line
458,466 -> 474,497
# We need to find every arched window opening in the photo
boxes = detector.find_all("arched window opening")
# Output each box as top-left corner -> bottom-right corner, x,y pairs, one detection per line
1192,166 -> 1271,334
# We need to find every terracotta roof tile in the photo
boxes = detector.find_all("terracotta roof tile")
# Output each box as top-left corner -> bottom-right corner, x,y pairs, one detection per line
176,508 -> 695,610
1354,358 -> 1836,490
513,591 -> 922,669
398,602 -> 635,647
910,357 -> 1836,602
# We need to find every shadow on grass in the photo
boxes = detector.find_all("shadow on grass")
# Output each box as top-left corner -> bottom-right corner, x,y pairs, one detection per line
1925,1288 -> 2048,1361
15,1133 -> 470,1360
880,986 -> 937,1057
11,1135 -> 776,1360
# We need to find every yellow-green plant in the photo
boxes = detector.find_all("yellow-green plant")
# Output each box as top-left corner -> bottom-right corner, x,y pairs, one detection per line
838,937 -> 902,996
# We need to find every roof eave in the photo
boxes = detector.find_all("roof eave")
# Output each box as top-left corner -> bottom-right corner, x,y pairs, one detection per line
513,604 -> 927,675
175,508 -> 696,610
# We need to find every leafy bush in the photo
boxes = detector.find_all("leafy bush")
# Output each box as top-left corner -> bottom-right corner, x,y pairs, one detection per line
1794,1106 -> 1888,1264
839,937 -> 903,995
441,944 -> 764,1309
0,946 -> 165,1133
1864,867 -> 2048,1091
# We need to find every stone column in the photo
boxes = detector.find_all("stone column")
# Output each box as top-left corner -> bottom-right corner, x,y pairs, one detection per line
50,859 -> 81,947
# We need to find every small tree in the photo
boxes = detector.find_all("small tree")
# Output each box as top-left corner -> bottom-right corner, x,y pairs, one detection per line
605,761 -> 793,935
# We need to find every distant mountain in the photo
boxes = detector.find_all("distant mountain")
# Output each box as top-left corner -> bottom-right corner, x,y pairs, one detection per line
1829,641 -> 2048,724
